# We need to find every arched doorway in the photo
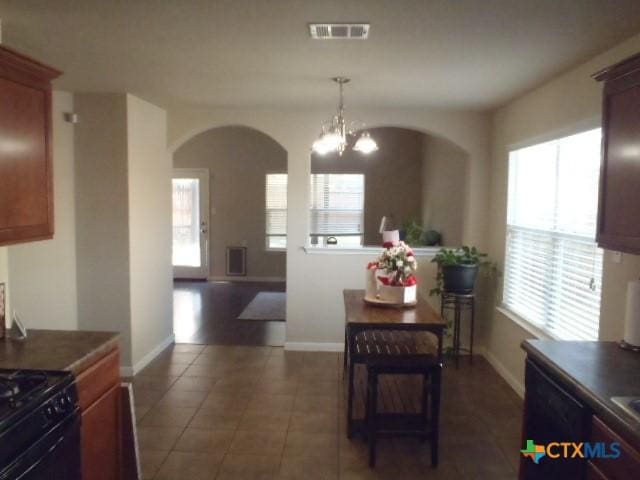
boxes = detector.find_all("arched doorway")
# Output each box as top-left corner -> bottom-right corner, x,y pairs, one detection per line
309,126 -> 469,249
171,125 -> 288,346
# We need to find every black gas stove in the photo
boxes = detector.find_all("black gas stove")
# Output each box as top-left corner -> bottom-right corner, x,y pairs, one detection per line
0,369 -> 81,480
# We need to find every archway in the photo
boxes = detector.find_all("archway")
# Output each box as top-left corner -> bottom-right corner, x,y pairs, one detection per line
309,126 -> 470,248
171,125 -> 288,346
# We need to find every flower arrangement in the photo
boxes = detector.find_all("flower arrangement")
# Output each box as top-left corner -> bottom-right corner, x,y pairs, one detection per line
370,241 -> 418,286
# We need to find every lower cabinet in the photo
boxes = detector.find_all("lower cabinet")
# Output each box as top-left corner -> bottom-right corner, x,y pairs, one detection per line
521,358 -> 640,480
589,415 -> 640,480
520,359 -> 590,480
75,349 -> 121,480
586,462 -> 608,480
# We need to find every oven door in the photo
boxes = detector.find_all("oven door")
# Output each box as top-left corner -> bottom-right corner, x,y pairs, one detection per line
0,410 -> 81,480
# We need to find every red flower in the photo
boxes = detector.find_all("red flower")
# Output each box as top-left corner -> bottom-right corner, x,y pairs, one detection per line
377,276 -> 391,285
382,241 -> 394,249
404,275 -> 417,286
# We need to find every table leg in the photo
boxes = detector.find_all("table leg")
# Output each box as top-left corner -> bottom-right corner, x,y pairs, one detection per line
343,325 -> 348,373
346,325 -> 356,439
454,300 -> 461,369
430,365 -> 442,467
470,297 -> 475,365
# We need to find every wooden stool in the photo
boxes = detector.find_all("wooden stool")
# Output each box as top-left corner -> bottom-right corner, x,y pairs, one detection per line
354,330 -> 442,468
440,292 -> 475,368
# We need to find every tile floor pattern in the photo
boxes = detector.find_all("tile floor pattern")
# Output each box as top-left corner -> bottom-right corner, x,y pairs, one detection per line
132,344 -> 523,479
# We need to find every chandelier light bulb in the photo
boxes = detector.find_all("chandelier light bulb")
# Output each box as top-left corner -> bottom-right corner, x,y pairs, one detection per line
353,131 -> 379,154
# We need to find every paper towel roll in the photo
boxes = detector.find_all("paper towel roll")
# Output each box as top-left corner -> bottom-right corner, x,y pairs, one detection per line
624,280 -> 640,347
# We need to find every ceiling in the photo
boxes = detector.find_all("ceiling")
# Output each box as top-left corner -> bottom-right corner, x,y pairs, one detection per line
1,0 -> 640,110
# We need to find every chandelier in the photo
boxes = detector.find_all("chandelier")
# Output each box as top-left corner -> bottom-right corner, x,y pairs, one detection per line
311,77 -> 378,156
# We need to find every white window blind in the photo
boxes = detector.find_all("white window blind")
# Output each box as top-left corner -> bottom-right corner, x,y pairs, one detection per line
309,174 -> 364,241
503,128 -> 603,341
266,174 -> 287,249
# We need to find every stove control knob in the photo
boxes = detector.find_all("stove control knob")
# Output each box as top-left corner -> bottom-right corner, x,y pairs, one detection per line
44,404 -> 56,420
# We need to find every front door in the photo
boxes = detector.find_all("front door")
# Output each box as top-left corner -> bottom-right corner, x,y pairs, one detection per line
172,169 -> 210,279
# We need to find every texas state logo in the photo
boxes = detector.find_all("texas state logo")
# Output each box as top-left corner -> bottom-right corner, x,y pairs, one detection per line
521,440 -> 546,464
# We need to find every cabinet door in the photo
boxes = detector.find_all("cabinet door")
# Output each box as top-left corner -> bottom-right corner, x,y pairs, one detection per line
586,461 -> 609,480
520,359 -> 590,480
0,46 -> 59,246
590,415 -> 640,480
81,384 -> 121,480
597,64 -> 640,253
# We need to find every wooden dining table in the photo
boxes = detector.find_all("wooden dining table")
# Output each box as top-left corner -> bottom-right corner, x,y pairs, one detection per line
342,289 -> 447,436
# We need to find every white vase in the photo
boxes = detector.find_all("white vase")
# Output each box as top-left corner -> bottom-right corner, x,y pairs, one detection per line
365,269 -> 378,298
378,284 -> 417,305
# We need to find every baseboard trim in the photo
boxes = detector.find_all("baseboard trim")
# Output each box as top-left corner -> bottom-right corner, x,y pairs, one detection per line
481,347 -> 525,398
285,342 -> 344,352
208,276 -> 286,283
120,334 -> 175,377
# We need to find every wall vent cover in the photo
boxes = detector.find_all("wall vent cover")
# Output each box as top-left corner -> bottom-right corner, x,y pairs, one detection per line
309,23 -> 370,40
226,246 -> 247,276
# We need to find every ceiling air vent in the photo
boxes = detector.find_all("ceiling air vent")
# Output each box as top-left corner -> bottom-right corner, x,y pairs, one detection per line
309,23 -> 370,40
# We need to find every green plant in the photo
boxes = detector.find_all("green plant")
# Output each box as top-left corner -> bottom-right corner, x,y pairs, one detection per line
429,246 -> 497,296
402,220 -> 441,247
402,220 -> 425,246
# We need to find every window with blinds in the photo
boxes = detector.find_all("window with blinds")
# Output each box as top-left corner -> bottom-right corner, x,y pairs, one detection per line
503,128 -> 603,341
309,174 -> 365,246
265,174 -> 287,249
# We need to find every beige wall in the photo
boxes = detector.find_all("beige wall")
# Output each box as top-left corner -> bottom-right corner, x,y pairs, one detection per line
485,32 -> 640,394
311,127 -> 423,246
127,94 -> 173,367
74,93 -> 133,365
173,126 -> 287,279
7,91 -> 78,330
74,93 -> 172,371
167,106 -> 491,348
422,135 -> 467,246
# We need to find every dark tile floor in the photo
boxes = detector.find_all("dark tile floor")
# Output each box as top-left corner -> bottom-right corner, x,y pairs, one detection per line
173,281 -> 286,345
133,344 -> 522,479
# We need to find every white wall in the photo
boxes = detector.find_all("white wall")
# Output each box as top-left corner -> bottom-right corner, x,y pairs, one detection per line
485,32 -> 640,394
126,94 -> 173,367
7,92 -> 78,330
74,93 -> 133,364
167,106 -> 491,348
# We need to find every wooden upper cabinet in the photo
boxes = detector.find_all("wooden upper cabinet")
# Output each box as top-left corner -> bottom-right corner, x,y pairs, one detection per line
594,53 -> 640,254
0,45 -> 61,246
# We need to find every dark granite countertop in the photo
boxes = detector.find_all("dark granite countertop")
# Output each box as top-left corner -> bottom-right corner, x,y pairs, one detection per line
522,340 -> 640,448
0,329 -> 119,375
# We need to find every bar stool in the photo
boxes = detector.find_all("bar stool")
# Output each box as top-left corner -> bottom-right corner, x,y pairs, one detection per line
356,330 -> 442,468
440,292 -> 475,368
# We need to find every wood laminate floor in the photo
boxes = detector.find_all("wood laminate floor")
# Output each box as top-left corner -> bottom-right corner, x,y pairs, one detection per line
134,345 -> 522,479
173,281 -> 286,346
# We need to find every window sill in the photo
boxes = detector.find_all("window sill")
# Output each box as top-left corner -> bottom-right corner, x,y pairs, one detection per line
266,248 -> 286,253
301,246 -> 443,256
495,305 -> 557,341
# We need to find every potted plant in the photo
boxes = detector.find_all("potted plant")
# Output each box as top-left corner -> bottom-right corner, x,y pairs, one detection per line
401,219 -> 442,246
367,241 -> 418,305
429,246 -> 494,296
